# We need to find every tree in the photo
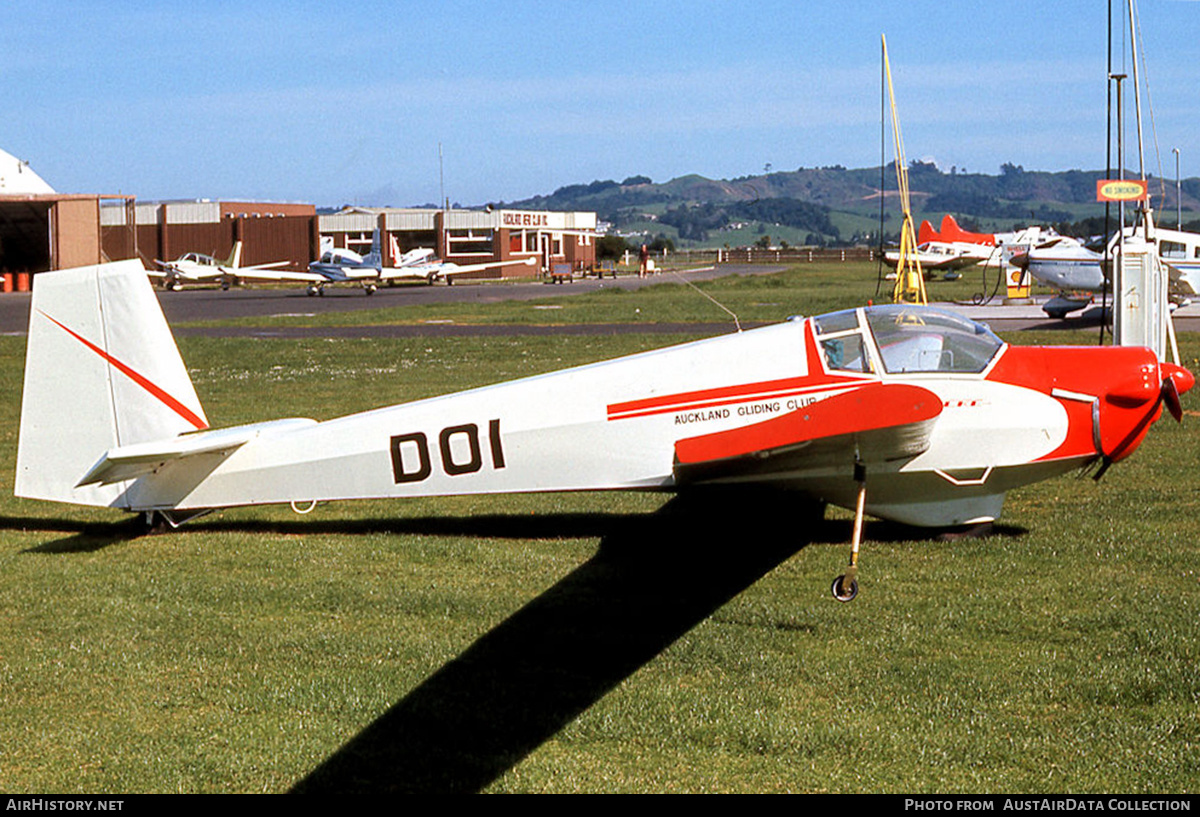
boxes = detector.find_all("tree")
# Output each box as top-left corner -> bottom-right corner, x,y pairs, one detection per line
648,234 -> 675,253
596,235 -> 628,261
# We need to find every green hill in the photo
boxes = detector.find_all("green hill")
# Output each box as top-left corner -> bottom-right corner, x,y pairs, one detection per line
488,163 -> 1200,248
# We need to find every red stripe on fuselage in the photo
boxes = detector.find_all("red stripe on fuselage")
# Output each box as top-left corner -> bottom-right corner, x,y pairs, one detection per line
40,311 -> 208,431
606,377 -> 860,421
607,319 -> 870,421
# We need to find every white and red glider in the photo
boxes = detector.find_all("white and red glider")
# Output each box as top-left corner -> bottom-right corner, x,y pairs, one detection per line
15,261 -> 1193,599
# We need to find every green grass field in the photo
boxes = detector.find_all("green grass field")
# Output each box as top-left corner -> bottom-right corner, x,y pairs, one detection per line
1,267 -> 1198,793
199,261 -> 1020,330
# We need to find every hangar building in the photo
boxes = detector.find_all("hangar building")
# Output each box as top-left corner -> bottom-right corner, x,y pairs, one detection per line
100,199 -> 318,271
0,149 -> 130,289
0,148 -> 597,287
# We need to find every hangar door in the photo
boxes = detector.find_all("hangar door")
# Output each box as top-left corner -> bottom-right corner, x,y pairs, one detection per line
0,199 -> 51,274
0,197 -> 101,274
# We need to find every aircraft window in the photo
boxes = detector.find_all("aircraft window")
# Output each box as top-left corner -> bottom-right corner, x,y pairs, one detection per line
865,305 -> 1002,374
813,309 -> 860,335
1160,240 -> 1186,260
821,335 -> 869,373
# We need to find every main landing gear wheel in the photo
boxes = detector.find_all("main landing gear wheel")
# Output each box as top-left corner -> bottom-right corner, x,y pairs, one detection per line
831,460 -> 868,603
831,574 -> 858,602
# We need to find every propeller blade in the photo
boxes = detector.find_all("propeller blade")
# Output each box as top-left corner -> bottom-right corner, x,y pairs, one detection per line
1161,363 -> 1195,423
1163,375 -> 1183,423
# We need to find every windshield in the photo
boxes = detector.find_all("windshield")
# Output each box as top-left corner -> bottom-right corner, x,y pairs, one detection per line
864,305 -> 1003,374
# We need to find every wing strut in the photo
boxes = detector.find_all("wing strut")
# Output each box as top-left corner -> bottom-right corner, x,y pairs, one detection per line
832,460 -> 868,602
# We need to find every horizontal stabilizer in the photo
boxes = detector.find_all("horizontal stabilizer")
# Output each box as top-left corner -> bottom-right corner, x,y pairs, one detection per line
403,256 -> 539,281
78,418 -> 317,487
220,266 -> 325,283
674,383 -> 942,484
239,261 -> 292,271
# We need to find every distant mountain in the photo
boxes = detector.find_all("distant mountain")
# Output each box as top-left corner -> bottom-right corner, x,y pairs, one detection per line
487,163 -> 1200,247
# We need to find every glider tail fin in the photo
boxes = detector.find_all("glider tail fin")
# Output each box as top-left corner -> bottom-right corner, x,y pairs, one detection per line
226,241 -> 243,269
15,260 -> 208,507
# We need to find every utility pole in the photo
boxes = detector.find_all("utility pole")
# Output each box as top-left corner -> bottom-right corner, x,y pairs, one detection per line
1173,147 -> 1181,229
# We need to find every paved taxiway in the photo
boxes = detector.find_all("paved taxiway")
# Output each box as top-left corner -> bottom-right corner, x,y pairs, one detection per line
1,264 -> 1199,337
0,265 -> 759,336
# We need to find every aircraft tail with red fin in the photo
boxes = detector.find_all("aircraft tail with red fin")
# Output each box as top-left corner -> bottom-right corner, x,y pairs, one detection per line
918,214 -> 996,247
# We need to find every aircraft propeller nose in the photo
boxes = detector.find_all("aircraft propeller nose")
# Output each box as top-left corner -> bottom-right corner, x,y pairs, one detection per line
1092,353 -> 1192,469
1162,362 -> 1195,396
1008,250 -> 1029,269
1160,362 -> 1194,423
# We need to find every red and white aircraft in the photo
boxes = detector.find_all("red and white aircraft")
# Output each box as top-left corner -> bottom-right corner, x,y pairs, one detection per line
15,261 -> 1193,600
918,214 -> 1058,267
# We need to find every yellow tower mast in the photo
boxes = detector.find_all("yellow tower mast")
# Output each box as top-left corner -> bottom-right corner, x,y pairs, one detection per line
882,34 -> 927,305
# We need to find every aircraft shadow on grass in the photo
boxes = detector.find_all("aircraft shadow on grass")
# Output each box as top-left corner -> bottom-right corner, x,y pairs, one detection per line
7,493 -> 1024,794
284,492 -> 1023,794
6,516 -> 151,554
287,489 -> 818,794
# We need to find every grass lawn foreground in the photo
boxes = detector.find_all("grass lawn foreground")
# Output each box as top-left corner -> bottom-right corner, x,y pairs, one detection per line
0,264 -> 1197,793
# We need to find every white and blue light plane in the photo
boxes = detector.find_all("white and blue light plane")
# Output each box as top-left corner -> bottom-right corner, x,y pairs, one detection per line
303,230 -> 536,295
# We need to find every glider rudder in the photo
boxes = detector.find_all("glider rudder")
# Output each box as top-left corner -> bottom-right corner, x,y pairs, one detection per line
15,261 -> 208,508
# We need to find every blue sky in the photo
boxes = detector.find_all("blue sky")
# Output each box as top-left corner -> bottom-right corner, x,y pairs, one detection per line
3,1 -> 1198,207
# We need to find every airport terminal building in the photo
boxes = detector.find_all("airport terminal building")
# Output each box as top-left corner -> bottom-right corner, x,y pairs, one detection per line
319,207 -> 597,279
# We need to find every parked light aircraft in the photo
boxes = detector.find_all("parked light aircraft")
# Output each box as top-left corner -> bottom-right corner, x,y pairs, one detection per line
303,230 -> 537,295
15,261 -> 1193,600
884,241 -> 975,272
1010,220 -> 1200,317
153,241 -> 294,291
918,215 -> 1058,268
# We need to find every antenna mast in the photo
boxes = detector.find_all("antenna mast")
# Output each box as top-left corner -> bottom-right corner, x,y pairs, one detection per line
1111,0 -> 1177,362
882,35 -> 927,305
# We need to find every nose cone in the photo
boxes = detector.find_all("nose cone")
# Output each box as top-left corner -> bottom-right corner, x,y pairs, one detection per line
1102,356 -> 1195,461
1160,362 -> 1194,423
1162,362 -> 1195,397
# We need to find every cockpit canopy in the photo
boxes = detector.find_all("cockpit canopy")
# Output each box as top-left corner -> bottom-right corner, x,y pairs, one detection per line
319,248 -> 363,265
813,304 -> 1004,375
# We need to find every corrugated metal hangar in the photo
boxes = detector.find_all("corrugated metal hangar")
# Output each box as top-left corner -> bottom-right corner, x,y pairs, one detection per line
0,148 -> 598,289
100,199 -> 319,272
